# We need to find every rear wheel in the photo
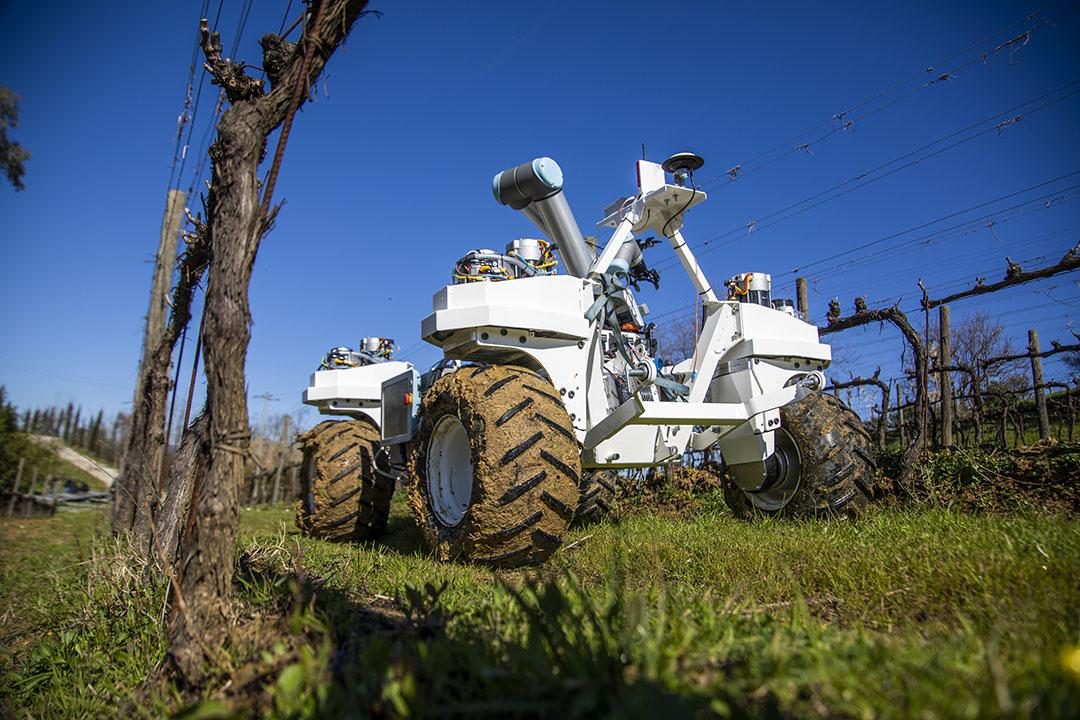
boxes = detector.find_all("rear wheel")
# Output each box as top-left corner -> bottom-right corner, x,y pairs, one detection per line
723,392 -> 873,518
409,365 -> 580,567
295,418 -> 394,542
576,470 -> 616,522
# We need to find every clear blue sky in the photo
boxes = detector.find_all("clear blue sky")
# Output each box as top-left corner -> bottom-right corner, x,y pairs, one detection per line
1,0 -> 1078,435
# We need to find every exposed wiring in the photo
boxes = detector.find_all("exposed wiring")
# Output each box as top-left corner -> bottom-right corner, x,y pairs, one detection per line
727,273 -> 753,300
661,169 -> 698,240
508,238 -> 559,275
454,241 -> 559,283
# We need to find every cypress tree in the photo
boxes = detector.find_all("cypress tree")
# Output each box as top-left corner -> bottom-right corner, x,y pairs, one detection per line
61,403 -> 74,441
70,407 -> 82,446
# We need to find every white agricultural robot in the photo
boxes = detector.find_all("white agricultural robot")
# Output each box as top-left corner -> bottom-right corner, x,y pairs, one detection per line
299,153 -> 873,566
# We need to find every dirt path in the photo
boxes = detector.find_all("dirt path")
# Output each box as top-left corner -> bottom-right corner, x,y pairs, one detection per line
30,435 -> 118,488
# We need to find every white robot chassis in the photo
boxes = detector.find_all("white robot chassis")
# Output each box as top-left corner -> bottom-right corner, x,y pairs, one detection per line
301,153 -> 874,566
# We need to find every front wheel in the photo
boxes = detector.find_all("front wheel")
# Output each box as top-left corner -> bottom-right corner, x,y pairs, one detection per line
723,392 -> 874,518
408,365 -> 580,567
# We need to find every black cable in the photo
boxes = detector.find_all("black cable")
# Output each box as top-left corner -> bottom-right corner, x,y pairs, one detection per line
278,0 -> 295,35
780,197 -> 1080,300
785,178 -> 1080,277
810,240 -> 1077,304
786,217 -> 1080,289
166,0 -> 210,193
661,170 -> 698,239
183,0 -> 275,202
173,0 -> 227,196
211,0 -> 225,32
229,0 -> 255,59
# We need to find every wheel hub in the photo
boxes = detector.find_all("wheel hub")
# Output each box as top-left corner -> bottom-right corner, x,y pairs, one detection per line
426,415 -> 474,526
746,427 -> 802,512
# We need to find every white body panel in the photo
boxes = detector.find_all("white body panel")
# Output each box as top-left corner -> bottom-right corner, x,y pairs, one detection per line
303,360 -> 413,425
422,276 -> 592,343
420,268 -> 832,469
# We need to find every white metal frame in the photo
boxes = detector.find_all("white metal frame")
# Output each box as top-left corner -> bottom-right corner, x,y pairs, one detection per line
418,160 -> 832,470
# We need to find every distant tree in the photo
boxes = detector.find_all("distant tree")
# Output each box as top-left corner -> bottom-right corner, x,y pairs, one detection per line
926,310 -> 1023,392
654,314 -> 697,363
0,388 -> 18,438
0,388 -> 52,489
70,407 -> 82,446
0,388 -> 22,488
61,403 -> 74,442
951,311 -> 1025,391
88,409 -> 103,454
0,87 -> 30,191
1065,351 -> 1080,375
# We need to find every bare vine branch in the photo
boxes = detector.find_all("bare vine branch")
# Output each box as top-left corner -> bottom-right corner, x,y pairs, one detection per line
199,19 -> 265,103
922,240 -> 1080,309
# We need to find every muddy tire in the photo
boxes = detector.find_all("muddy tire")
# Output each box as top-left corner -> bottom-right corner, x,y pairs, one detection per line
408,365 -> 580,567
295,418 -> 394,542
723,392 -> 874,519
576,470 -> 616,522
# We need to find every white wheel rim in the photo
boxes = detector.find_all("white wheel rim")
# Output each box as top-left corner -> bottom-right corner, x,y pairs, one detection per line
426,415 -> 474,526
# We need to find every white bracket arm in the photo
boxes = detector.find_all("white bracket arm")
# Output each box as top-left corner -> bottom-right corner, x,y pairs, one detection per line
588,216 -> 636,277
583,383 -> 803,450
667,229 -> 718,303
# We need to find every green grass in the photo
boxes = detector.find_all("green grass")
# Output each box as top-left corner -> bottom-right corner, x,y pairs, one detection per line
2,486 -> 1079,718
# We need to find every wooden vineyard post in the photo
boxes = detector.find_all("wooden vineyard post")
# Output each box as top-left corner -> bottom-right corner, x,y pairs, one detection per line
940,305 -> 954,448
896,384 -> 906,446
1068,382 -> 1076,442
6,457 -> 25,517
271,415 -> 290,504
23,467 -> 38,517
115,189 -> 186,536
1028,330 -> 1051,440
796,277 -> 809,321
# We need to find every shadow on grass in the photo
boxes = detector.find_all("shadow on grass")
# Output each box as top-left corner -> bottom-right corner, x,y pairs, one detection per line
376,511 -> 429,557
222,549 -> 720,720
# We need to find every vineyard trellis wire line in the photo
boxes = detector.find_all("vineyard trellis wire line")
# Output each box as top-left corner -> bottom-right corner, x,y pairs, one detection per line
653,82 -> 1080,275
642,173 -> 1080,327
695,0 -> 1080,192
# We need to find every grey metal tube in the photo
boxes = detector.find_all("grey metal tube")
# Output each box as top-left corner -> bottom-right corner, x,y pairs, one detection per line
520,204 -> 548,236
493,157 -> 595,278
615,239 -> 643,269
534,191 -> 593,278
